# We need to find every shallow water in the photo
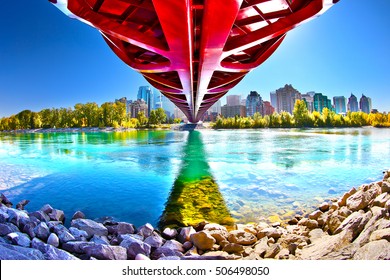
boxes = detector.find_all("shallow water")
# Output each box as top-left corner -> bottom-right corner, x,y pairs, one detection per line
1,128 -> 389,227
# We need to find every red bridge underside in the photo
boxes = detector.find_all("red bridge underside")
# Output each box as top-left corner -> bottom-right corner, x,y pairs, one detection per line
50,0 -> 337,123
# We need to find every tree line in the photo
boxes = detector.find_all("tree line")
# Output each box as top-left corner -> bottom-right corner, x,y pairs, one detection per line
213,100 -> 390,129
0,102 -> 180,131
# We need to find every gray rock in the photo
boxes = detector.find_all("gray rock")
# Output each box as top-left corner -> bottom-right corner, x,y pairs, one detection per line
117,234 -> 143,243
71,219 -> 108,238
7,208 -> 29,227
29,211 -> 50,222
32,238 -> 79,260
120,235 -> 151,259
135,253 -> 150,260
90,235 -> 110,245
72,211 -> 86,220
16,200 -> 30,210
161,240 -> 184,253
51,223 -> 68,235
62,241 -> 95,254
58,231 -> 76,244
22,222 -> 36,239
0,208 -> 9,223
151,247 -> 182,260
7,232 -> 31,247
159,256 -> 181,260
47,233 -> 60,247
137,223 -> 154,238
161,227 -> 177,239
107,222 -> 135,236
190,231 -> 216,251
144,234 -> 164,249
33,222 -> 50,241
353,240 -> 390,260
369,228 -> 390,242
0,193 -> 13,207
177,226 -> 196,244
0,243 -> 44,260
48,209 -> 65,222
182,241 -> 193,251
228,230 -> 257,245
84,244 -> 127,260
69,227 -> 88,241
40,204 -> 54,214
0,223 -> 20,236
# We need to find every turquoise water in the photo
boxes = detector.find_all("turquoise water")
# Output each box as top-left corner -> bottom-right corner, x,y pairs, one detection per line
1,128 -> 389,227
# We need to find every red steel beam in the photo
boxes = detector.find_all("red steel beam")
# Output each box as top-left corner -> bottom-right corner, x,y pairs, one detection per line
49,0 -> 338,123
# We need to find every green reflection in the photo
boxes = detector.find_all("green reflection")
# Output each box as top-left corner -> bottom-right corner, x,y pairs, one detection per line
159,131 -> 234,229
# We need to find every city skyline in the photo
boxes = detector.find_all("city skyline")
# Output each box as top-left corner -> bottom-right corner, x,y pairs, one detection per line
1,1 -> 390,118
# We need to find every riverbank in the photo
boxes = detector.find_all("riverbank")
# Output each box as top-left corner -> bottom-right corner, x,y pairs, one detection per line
1,170 -> 389,260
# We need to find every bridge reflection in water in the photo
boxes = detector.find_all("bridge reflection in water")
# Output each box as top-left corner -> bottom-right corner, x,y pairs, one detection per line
159,131 -> 234,229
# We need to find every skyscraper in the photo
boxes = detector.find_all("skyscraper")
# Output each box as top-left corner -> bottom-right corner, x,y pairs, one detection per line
270,91 -> 277,110
137,86 -> 153,115
226,95 -> 241,106
276,84 -> 301,114
359,94 -> 372,114
333,96 -> 347,114
347,94 -> 359,112
301,93 -> 314,112
246,91 -> 263,117
263,101 -> 275,116
313,93 -> 332,112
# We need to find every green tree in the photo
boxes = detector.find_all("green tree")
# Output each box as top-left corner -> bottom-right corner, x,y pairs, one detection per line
137,111 -> 148,126
293,100 -> 309,127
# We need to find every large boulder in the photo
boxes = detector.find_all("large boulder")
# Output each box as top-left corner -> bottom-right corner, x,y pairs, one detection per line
222,243 -> 244,254
0,243 -> 44,260
369,228 -> 390,242
334,211 -> 370,241
0,208 -> 9,223
177,226 -> 196,244
161,227 -> 177,240
120,235 -> 151,259
62,241 -> 95,254
346,185 -> 380,211
7,232 -> 31,248
137,223 -> 154,238
71,219 -> 108,238
190,231 -> 216,251
29,211 -> 50,223
7,208 -> 29,227
58,231 -> 76,244
84,244 -> 127,260
228,230 -> 257,245
0,223 -> 20,236
353,240 -> 390,260
32,238 -> 79,260
144,234 -> 164,249
69,227 -> 88,241
33,222 -> 50,242
107,222 -> 135,236
47,233 -> 60,247
161,240 -> 184,253
48,209 -> 65,222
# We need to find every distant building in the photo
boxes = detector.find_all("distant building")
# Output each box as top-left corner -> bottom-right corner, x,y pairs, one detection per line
270,91 -> 277,109
115,97 -> 132,116
276,84 -> 301,114
246,91 -> 263,117
347,94 -> 359,112
359,94 -> 372,114
137,86 -> 153,115
226,95 -> 241,106
174,106 -> 188,122
313,93 -> 332,112
161,95 -> 175,119
333,96 -> 347,115
129,99 -> 148,118
263,101 -> 275,115
205,100 -> 222,122
221,105 -> 246,118
301,93 -> 314,112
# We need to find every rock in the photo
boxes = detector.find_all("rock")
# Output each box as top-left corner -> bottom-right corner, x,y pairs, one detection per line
338,206 -> 353,218
7,232 -> 31,247
258,227 -> 283,239
84,244 -> 127,260
309,228 -> 327,244
373,192 -> 390,207
334,211 -> 369,241
69,227 -> 87,240
47,233 -> 60,247
327,214 -> 344,234
264,244 -> 281,259
40,204 -> 54,214
288,218 -> 299,225
177,226 -> 196,243
369,228 -> 390,242
306,219 -> 319,229
151,247 -> 182,260
0,223 -> 20,236
159,256 -> 181,260
72,211 -> 86,220
203,223 -> 227,232
227,230 -> 257,245
346,186 -> 380,211
51,223 -> 68,235
209,232 -> 227,244
0,208 -> 9,223
137,223 -> 154,238
58,231 -> 76,244
7,208 -> 29,227
22,222 -> 36,239
338,187 -> 357,207
48,209 -> 65,222
253,237 -> 269,257
276,248 -> 290,259
144,234 -> 164,249
62,241 -> 95,254
135,253 -> 150,260
120,235 -> 151,259
161,227 -> 177,240
222,243 -> 244,254
118,234 -> 143,243
16,200 -> 30,210
32,238 -> 79,260
71,219 -> 108,238
29,211 -> 50,223
353,207 -> 387,246
33,222 -> 50,241
353,240 -> 390,260
90,235 -> 109,245
309,210 -> 323,220
288,243 -> 298,255
381,181 -> 390,193
0,243 -> 44,260
190,231 -> 216,251
1,193 -> 13,207
297,218 -> 308,226
182,241 -> 193,251
319,202 -> 330,212
271,222 -> 281,227
162,240 -> 184,253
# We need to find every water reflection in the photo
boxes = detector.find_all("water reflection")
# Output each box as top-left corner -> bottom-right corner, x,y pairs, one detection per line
159,131 -> 234,229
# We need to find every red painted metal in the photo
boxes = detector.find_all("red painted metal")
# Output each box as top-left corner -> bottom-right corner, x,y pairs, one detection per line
49,0 -> 337,123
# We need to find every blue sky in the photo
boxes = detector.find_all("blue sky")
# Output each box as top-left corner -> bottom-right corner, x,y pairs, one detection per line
0,0 -> 389,117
